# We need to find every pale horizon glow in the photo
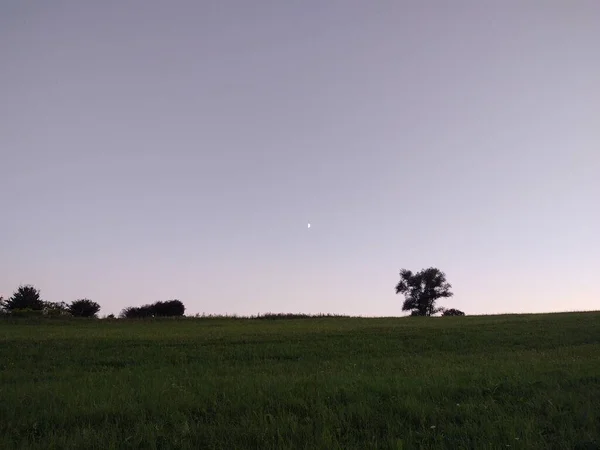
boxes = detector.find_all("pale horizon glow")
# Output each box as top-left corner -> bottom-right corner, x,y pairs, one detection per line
1,2 -> 599,317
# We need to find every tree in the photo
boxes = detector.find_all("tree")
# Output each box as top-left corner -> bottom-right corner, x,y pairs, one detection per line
68,299 -> 101,318
442,308 -> 465,317
395,267 -> 453,316
4,285 -> 45,311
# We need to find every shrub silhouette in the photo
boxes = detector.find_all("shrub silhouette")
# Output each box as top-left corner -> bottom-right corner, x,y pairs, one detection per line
256,313 -> 345,320
9,308 -> 46,318
442,308 -> 465,316
120,300 -> 185,319
44,301 -> 70,316
4,285 -> 45,311
68,299 -> 101,318
152,300 -> 185,317
120,306 -> 152,319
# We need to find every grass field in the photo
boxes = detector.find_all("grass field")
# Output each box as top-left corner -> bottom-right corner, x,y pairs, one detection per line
1,312 -> 599,449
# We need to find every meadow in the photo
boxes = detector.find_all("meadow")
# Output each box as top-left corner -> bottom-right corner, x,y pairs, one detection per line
0,312 -> 599,449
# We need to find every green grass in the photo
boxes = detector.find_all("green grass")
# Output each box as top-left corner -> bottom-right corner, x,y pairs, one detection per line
1,312 -> 599,449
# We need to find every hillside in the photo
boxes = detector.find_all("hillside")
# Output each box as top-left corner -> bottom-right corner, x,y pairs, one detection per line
1,312 -> 599,449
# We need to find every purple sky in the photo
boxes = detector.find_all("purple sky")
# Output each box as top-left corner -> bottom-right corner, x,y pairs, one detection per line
1,1 -> 598,317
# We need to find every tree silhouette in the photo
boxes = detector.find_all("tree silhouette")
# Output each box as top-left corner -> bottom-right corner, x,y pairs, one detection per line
68,299 -> 101,318
4,285 -> 44,311
395,268 -> 453,316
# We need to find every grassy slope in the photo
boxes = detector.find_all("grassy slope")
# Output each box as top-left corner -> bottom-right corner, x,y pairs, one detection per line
0,312 -> 599,450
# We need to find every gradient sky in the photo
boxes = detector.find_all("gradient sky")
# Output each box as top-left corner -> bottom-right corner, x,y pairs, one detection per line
1,1 -> 598,317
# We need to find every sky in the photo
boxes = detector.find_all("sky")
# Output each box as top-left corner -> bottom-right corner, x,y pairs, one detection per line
1,1 -> 598,317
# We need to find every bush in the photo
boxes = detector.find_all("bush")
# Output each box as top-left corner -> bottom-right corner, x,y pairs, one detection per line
44,301 -> 70,316
120,306 -> 148,319
120,300 -> 185,319
256,313 -> 346,320
10,308 -> 46,318
442,308 -> 465,317
68,299 -> 101,318
152,300 -> 185,317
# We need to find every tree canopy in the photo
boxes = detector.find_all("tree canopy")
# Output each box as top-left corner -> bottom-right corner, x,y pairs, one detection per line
4,285 -> 45,311
68,299 -> 101,318
395,267 -> 453,316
